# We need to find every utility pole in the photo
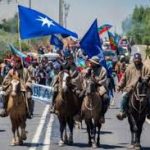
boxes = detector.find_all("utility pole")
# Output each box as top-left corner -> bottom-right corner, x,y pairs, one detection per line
64,2 -> 70,28
59,0 -> 63,26
29,0 -> 31,8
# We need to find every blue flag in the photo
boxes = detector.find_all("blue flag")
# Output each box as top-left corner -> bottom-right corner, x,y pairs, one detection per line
18,5 -> 78,39
9,44 -> 27,59
50,35 -> 63,50
80,19 -> 102,58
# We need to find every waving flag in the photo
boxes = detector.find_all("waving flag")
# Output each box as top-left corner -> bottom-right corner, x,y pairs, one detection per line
80,19 -> 102,58
18,5 -> 78,39
9,44 -> 27,59
114,33 -> 121,45
98,24 -> 112,35
108,31 -> 117,50
50,35 -> 64,50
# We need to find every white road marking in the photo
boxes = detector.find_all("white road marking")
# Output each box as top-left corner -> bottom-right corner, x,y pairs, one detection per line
29,105 -> 50,150
43,114 -> 55,150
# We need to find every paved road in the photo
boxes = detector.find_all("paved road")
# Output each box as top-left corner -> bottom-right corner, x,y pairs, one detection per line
0,45 -> 150,150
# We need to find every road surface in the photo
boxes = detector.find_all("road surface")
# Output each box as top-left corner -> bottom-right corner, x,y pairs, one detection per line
0,45 -> 150,150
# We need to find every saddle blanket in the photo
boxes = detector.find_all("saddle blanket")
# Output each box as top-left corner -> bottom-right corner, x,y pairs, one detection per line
32,83 -> 54,104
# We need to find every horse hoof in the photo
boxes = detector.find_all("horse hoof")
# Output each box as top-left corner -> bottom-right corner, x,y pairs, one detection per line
21,134 -> 27,140
134,144 -> 141,150
88,141 -> 92,146
97,142 -> 100,147
68,140 -> 73,145
127,144 -> 135,149
58,140 -> 64,147
19,140 -> 23,145
10,140 -> 16,146
92,142 -> 97,149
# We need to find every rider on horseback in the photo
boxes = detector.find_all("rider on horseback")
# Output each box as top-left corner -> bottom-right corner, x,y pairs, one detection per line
85,56 -> 110,123
0,56 -> 33,119
50,52 -> 80,113
116,53 -> 150,120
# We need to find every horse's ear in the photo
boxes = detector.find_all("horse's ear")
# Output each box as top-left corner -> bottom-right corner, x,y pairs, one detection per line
138,76 -> 142,82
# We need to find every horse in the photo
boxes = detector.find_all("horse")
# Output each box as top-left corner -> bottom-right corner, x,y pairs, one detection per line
7,75 -> 27,145
127,76 -> 150,150
81,77 -> 102,148
54,70 -> 82,146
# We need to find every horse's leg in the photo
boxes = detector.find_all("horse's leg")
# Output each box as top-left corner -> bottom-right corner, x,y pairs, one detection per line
15,128 -> 21,145
58,117 -> 66,146
11,124 -> 16,146
134,120 -> 144,150
20,120 -> 27,141
128,115 -> 136,148
67,117 -> 74,145
64,126 -> 68,144
92,121 -> 97,149
96,122 -> 101,147
85,119 -> 92,146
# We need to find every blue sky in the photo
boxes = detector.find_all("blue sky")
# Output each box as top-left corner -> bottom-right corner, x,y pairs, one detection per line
0,0 -> 150,37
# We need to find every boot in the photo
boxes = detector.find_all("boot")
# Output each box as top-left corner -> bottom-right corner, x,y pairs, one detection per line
116,112 -> 126,120
100,94 -> 110,124
50,91 -> 57,114
116,92 -> 128,121
50,104 -> 55,114
0,95 -> 9,117
23,92 -> 32,119
27,98 -> 33,119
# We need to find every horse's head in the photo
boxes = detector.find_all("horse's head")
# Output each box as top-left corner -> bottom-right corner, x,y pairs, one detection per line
10,75 -> 20,97
135,76 -> 150,100
58,70 -> 72,93
85,78 -> 98,96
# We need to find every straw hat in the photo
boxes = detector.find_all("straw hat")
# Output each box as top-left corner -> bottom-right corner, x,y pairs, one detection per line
89,56 -> 99,65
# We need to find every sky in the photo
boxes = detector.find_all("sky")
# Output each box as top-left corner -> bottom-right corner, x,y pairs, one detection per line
0,0 -> 150,38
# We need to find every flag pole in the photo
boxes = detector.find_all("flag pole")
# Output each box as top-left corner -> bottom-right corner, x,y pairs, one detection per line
16,0 -> 22,52
16,0 -> 30,116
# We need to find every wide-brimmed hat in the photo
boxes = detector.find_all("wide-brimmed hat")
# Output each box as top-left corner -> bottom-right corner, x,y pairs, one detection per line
89,56 -> 100,65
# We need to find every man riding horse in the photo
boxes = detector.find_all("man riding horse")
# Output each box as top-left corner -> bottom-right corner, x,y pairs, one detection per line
50,52 -> 81,113
0,56 -> 33,119
116,53 -> 150,120
84,56 -> 110,123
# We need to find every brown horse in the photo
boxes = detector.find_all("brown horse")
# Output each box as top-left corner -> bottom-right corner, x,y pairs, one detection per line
127,76 -> 150,150
55,70 -> 82,146
81,78 -> 102,148
7,76 -> 27,145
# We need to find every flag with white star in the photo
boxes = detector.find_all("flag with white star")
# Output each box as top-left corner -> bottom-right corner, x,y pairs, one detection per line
18,5 -> 78,40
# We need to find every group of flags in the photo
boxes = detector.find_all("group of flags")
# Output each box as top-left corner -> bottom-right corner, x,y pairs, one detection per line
9,5 -> 121,72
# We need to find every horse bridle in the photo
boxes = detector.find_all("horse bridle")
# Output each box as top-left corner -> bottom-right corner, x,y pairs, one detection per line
131,83 -> 148,115
134,85 -> 147,102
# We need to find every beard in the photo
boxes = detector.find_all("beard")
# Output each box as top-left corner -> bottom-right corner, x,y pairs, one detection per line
134,62 -> 142,69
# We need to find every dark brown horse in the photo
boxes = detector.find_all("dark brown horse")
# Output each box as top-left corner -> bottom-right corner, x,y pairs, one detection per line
81,78 -> 102,148
128,76 -> 150,150
55,70 -> 81,146
7,75 -> 27,145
